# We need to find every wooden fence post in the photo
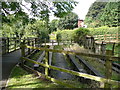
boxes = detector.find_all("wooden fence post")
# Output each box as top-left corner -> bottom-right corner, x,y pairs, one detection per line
101,41 -> 106,55
104,34 -> 106,41
116,33 -> 119,42
52,40 -> 53,46
45,47 -> 49,76
112,43 -> 115,55
35,38 -> 37,47
14,38 -> 17,50
71,39 -> 73,45
4,38 -> 7,54
7,37 -> 9,53
28,38 -> 30,54
58,39 -> 60,46
45,38 -> 46,46
105,50 -> 112,88
21,40 -> 25,66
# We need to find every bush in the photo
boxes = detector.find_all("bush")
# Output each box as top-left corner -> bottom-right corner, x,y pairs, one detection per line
56,28 -> 90,44
89,26 -> 119,35
73,28 -> 90,45
56,29 -> 74,41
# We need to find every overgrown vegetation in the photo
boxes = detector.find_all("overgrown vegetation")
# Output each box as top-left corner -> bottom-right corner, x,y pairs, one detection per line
56,28 -> 90,44
88,26 -> 119,35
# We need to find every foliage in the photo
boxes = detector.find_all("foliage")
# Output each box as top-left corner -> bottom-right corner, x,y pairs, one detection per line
88,26 -> 119,35
100,2 -> 119,27
73,28 -> 90,45
58,12 -> 78,30
2,1 -> 77,23
56,29 -> 74,41
49,19 -> 59,33
84,1 -> 119,27
24,20 -> 49,41
84,1 -> 107,27
56,28 -> 90,44
2,1 -> 78,38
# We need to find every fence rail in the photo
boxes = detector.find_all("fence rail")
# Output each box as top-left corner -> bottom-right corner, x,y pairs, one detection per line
94,33 -> 120,42
20,43 -> 120,88
1,37 -> 38,54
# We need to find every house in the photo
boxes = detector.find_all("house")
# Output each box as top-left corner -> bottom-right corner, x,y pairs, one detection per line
78,19 -> 87,28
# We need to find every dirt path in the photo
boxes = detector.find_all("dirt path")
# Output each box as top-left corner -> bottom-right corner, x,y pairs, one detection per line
52,52 -> 74,80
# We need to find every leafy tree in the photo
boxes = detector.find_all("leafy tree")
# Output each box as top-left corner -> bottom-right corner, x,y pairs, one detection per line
84,1 -> 107,27
1,1 -> 78,38
100,2 -> 119,27
58,12 -> 78,30
85,0 -> 119,27
49,19 -> 59,33
24,20 -> 49,41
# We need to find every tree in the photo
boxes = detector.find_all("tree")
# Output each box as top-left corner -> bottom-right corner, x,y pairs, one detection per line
84,1 -> 107,27
24,20 -> 49,41
58,12 -> 78,30
100,2 -> 119,27
1,1 -> 78,22
85,0 -> 119,27
49,19 -> 59,33
1,1 -> 78,38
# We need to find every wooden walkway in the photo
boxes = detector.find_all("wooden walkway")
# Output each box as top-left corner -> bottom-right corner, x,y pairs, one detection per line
1,50 -> 21,88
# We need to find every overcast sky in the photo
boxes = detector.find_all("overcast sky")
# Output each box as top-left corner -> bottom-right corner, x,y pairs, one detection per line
73,0 -> 96,20
50,0 -> 96,21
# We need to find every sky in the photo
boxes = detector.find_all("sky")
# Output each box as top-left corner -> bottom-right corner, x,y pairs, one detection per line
50,0 -> 96,21
21,0 -> 96,21
73,0 -> 96,20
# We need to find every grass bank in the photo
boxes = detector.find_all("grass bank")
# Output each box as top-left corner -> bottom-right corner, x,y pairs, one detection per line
7,65 -> 64,88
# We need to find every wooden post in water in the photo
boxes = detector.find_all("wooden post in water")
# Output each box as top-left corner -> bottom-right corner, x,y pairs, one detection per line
21,40 -> 25,66
105,50 -> 112,88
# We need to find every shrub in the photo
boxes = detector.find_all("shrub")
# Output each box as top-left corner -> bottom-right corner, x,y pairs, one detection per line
56,29 -> 74,41
56,28 -> 90,44
89,26 -> 119,35
73,28 -> 90,45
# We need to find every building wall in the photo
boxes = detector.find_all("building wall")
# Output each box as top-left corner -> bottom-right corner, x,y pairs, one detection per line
78,20 -> 84,27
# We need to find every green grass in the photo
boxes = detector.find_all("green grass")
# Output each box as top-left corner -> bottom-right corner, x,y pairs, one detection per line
106,44 -> 120,57
7,65 -> 64,88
